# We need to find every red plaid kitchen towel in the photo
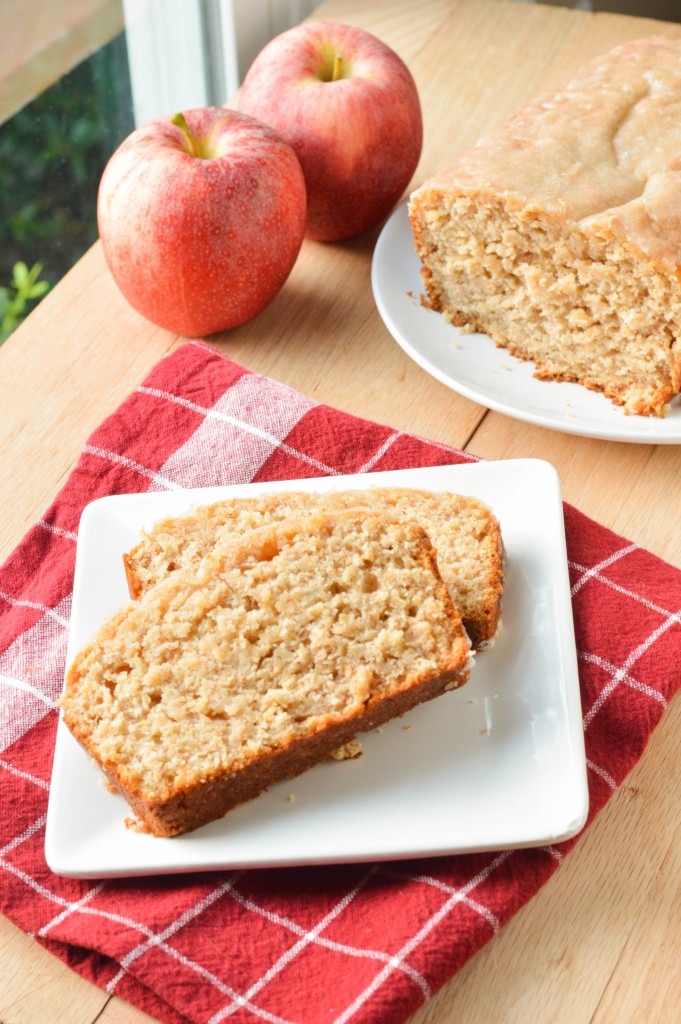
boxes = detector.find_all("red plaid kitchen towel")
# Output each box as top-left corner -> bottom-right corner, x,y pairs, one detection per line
1,341 -> 680,1024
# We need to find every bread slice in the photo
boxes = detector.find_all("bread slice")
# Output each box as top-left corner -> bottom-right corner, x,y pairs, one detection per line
61,511 -> 471,837
409,36 -> 681,416
123,488 -> 503,650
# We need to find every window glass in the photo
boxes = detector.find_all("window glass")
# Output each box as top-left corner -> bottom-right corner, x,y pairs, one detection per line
0,31 -> 134,343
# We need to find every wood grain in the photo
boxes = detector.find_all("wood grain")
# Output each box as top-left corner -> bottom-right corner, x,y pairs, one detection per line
1,3 -> 679,1023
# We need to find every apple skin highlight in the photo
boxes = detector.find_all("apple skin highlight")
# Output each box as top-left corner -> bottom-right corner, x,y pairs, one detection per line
238,22 -> 423,242
97,107 -> 307,336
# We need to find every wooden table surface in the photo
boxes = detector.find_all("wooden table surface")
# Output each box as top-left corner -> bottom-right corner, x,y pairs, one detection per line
1,1 -> 680,1021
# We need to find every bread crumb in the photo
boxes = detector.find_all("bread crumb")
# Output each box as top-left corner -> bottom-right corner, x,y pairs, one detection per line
287,794 -> 296,803
125,816 -> 149,833
330,740 -> 363,761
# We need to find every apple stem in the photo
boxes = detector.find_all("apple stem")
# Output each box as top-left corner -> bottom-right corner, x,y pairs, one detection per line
171,112 -> 197,156
332,54 -> 343,81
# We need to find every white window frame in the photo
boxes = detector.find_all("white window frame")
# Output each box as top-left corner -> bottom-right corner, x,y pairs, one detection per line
122,0 -> 321,127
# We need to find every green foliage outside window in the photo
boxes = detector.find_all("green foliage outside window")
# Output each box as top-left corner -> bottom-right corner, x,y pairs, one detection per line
0,262 -> 51,343
0,32 -> 134,344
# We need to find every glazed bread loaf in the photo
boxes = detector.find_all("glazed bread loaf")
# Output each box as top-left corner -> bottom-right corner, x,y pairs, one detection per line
61,511 -> 471,837
409,36 -> 681,416
123,487 -> 503,650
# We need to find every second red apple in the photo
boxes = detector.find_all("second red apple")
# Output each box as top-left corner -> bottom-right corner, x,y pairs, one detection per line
238,21 -> 423,242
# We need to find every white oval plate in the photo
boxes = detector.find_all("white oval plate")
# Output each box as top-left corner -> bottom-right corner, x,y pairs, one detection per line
372,204 -> 681,444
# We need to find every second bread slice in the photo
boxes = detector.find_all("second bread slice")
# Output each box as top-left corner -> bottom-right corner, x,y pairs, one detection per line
123,487 -> 504,650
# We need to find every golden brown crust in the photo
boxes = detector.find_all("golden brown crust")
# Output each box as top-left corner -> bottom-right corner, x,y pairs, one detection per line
122,552 -> 143,600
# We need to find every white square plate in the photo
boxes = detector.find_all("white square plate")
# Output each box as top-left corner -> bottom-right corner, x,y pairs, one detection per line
46,460 -> 588,878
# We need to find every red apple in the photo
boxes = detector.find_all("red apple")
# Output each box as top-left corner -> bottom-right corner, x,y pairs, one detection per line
97,107 -> 307,336
238,21 -> 422,242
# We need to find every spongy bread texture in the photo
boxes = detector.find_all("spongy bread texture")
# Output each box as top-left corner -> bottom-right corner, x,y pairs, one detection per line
61,511 -> 471,837
409,36 -> 681,416
123,487 -> 503,650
